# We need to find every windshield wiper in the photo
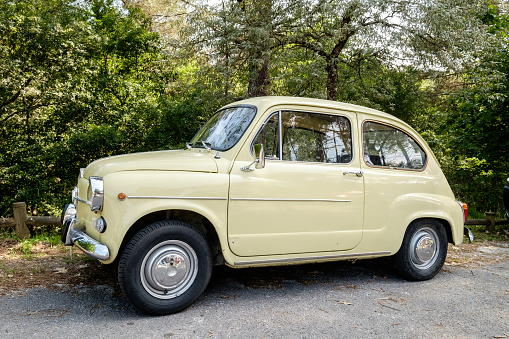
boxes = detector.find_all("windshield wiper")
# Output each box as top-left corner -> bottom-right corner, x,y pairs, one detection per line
188,140 -> 213,151
201,141 -> 212,152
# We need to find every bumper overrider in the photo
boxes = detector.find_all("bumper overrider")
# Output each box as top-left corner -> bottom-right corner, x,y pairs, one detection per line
61,203 -> 110,261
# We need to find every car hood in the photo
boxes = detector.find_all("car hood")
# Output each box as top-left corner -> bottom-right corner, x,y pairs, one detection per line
84,150 -> 218,177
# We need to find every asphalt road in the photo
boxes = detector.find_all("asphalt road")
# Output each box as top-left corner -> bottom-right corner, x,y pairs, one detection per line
1,258 -> 508,339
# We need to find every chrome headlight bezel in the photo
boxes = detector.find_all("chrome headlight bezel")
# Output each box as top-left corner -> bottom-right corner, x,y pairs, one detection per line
71,187 -> 79,206
87,176 -> 104,211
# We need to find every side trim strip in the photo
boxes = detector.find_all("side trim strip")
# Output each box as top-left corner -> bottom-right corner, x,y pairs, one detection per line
127,196 -> 350,202
234,251 -> 391,266
127,196 -> 227,201
231,198 -> 351,203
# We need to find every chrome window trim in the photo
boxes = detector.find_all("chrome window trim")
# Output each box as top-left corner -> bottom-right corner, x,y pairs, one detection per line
361,119 -> 428,172
250,110 -> 281,160
250,109 -> 354,165
278,110 -> 283,159
234,251 -> 391,266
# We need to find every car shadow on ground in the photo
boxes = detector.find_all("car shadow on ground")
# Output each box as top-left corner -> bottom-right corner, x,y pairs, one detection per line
64,255 -> 401,317
207,257 -> 398,292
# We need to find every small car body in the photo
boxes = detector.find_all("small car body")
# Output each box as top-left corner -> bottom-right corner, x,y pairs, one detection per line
62,96 -> 467,314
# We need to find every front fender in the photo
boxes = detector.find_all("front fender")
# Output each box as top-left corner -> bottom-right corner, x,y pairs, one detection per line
97,171 -> 229,264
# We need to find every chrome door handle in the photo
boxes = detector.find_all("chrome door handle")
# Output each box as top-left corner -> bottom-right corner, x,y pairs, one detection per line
343,171 -> 363,177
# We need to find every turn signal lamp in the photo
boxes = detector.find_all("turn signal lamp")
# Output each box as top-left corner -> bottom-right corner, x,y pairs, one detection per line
461,202 -> 468,222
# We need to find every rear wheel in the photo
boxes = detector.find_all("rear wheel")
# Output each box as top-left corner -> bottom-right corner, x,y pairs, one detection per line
118,220 -> 212,315
393,219 -> 448,281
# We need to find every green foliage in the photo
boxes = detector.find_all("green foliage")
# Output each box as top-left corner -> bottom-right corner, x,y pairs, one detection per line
441,52 -> 509,212
0,226 -> 63,257
0,0 -> 507,221
431,6 -> 509,213
0,0 -> 209,217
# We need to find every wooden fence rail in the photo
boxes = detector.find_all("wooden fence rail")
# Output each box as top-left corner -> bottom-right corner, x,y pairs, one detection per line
464,211 -> 509,233
0,202 -> 62,239
1,202 -> 508,239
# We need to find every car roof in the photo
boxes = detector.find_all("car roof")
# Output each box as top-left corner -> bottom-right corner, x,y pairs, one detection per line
223,96 -> 396,120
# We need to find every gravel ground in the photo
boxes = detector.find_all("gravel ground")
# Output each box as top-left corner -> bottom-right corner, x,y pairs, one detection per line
1,253 -> 508,339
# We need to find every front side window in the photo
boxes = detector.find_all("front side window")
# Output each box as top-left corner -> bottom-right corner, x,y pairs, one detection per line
363,121 -> 427,170
191,106 -> 256,151
253,111 -> 352,163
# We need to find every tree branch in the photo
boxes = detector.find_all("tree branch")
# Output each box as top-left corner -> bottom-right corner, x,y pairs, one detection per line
0,78 -> 32,111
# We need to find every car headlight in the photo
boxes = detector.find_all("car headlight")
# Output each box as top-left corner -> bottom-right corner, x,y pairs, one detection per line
87,177 -> 104,211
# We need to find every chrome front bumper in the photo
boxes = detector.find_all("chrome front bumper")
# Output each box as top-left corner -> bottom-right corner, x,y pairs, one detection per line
61,204 -> 110,261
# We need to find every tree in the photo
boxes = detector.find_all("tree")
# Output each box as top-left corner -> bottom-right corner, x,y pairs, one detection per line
287,0 -> 490,100
185,0 -> 294,98
440,3 -> 509,212
182,0 -> 490,101
0,0 -> 92,131
0,0 -> 178,216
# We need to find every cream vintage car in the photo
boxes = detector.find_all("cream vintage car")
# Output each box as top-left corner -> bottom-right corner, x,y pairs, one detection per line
61,96 -> 470,315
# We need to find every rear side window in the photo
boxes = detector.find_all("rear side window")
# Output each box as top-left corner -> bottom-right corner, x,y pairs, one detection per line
363,121 -> 426,170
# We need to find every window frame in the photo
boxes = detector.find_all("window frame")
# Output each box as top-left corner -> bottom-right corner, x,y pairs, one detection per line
250,109 -> 354,165
251,110 -> 282,160
361,119 -> 428,172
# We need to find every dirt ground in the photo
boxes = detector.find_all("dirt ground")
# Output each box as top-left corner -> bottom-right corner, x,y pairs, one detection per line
1,238 -> 509,296
0,239 -> 119,295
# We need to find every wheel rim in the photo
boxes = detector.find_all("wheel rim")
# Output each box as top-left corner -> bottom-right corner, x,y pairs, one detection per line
409,227 -> 439,270
140,240 -> 198,299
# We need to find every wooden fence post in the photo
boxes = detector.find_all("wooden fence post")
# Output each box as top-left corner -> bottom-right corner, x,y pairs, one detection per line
486,211 -> 496,233
13,202 -> 30,239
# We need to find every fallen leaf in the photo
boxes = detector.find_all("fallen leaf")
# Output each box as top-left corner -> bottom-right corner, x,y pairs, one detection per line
220,295 -> 235,299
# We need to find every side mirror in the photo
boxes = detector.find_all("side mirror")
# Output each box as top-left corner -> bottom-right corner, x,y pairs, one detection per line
241,144 -> 265,172
253,143 -> 265,169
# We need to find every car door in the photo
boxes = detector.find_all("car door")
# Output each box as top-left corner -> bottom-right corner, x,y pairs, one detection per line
228,109 -> 364,257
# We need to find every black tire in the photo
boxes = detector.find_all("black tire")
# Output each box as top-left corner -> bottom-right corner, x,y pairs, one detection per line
118,220 -> 212,315
393,219 -> 448,281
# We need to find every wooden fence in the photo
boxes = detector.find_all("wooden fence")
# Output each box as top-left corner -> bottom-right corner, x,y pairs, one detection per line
0,202 -> 61,239
465,211 -> 509,233
0,202 -> 508,239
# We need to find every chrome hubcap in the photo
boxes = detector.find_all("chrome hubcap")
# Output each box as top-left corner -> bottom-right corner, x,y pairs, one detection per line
140,240 -> 198,299
409,227 -> 439,270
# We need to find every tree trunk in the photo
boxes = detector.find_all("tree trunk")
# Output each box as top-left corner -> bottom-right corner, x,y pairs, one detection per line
248,52 -> 271,97
325,56 -> 338,101
246,0 -> 272,98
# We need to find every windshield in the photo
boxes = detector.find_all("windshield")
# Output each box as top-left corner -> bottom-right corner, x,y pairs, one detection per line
190,106 -> 257,151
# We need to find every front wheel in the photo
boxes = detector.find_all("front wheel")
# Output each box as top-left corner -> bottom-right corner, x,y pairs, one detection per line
393,219 -> 448,281
118,220 -> 212,315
